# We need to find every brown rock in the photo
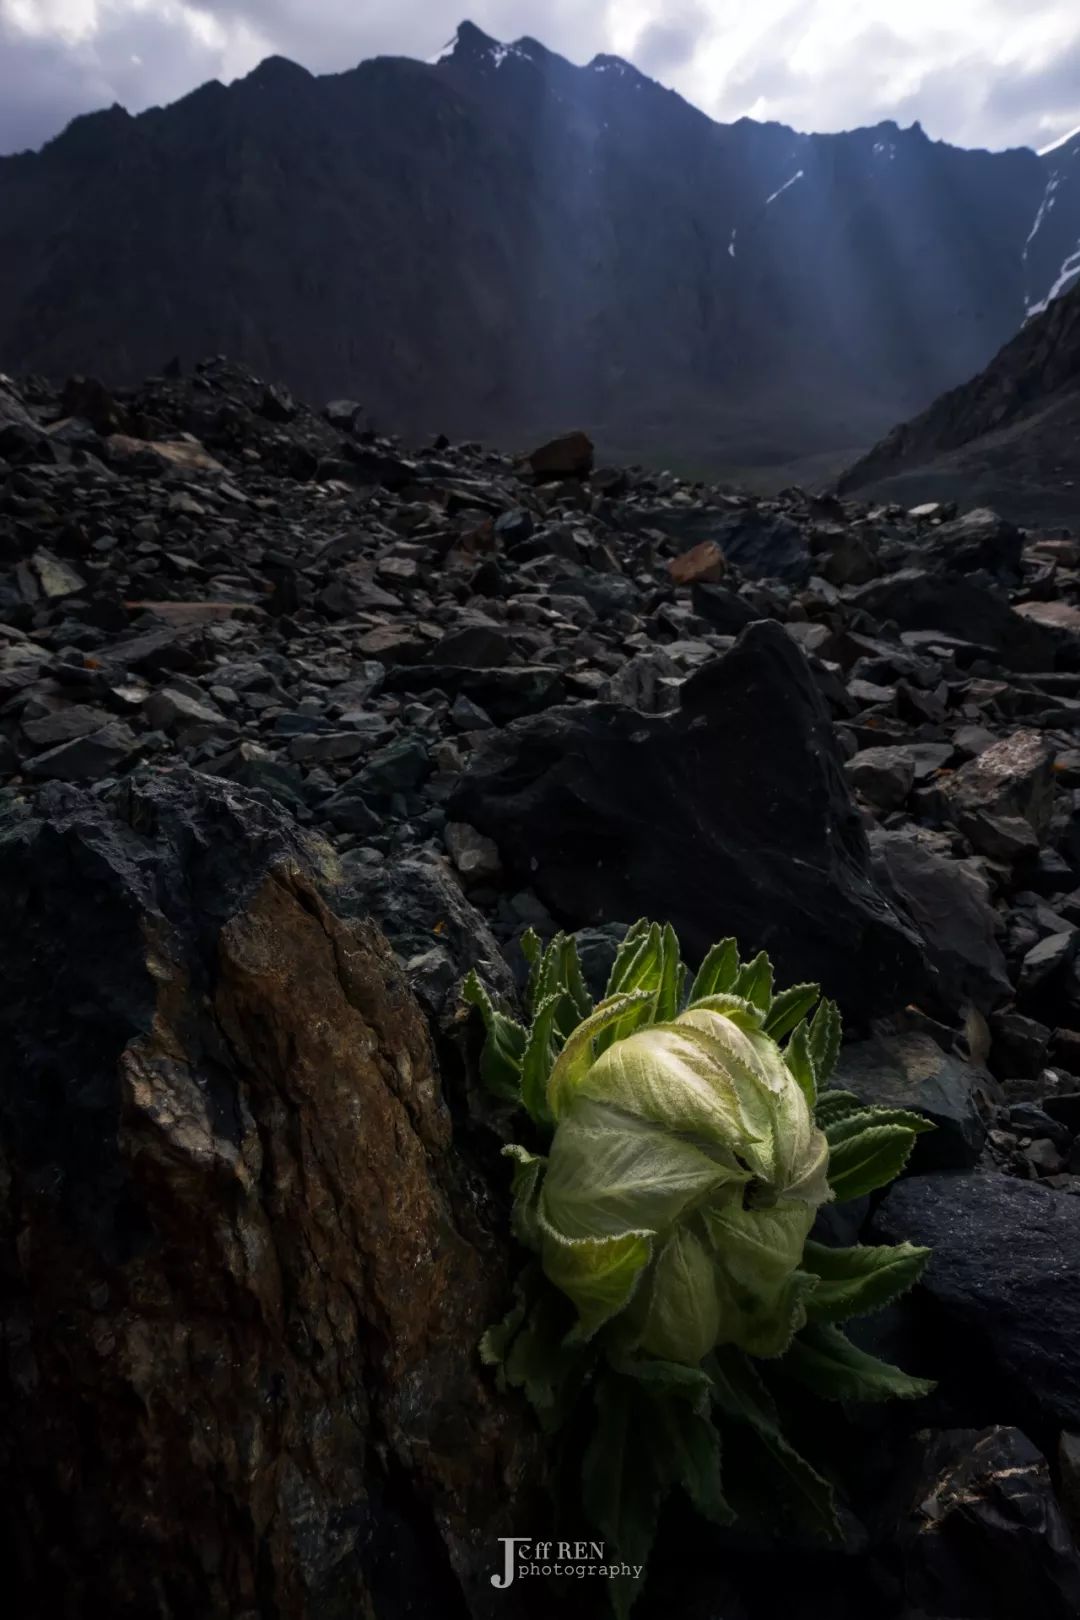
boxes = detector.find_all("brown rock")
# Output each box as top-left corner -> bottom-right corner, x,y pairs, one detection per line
105,433 -> 225,474
942,728 -> 1057,837
1014,600 -> 1080,636
668,540 -> 727,586
124,600 -> 264,625
0,772 -> 540,1620
525,430 -> 594,482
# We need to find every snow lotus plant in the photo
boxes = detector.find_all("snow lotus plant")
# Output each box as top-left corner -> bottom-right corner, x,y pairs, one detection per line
464,922 -> 935,1617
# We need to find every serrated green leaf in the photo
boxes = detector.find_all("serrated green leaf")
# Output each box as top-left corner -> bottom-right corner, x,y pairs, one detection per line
561,934 -> 594,1024
604,919 -> 650,997
540,1219 -> 653,1342
583,1376 -> 664,1620
655,922 -> 683,1024
612,1355 -> 713,1406
827,1124 -> 923,1201
706,1345 -> 781,1431
521,927 -> 543,1017
783,1321 -> 936,1403
479,1289 -> 527,1374
542,1096 -> 739,1245
813,1089 -> 864,1126
638,1225 -> 723,1366
597,925 -> 666,1053
687,937 -> 739,1004
733,1414 -> 842,1540
808,998 -> 842,1089
533,934 -> 557,1004
605,922 -> 662,1000
785,1019 -> 817,1108
706,1347 -> 840,1540
680,991 -> 765,1031
656,1396 -> 734,1527
802,1239 -> 931,1323
733,950 -> 774,1011
824,1107 -> 935,1147
501,1284 -> 592,1431
503,1143 -> 546,1252
763,982 -> 821,1042
520,993 -> 561,1126
546,990 -> 656,1118
534,933 -> 593,1039
462,969 -> 527,1102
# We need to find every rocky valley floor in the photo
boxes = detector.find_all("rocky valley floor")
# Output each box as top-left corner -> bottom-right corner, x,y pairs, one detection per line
2,357 -> 1080,1619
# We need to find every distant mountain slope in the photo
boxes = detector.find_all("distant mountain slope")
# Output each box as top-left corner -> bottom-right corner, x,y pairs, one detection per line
0,19 -> 1074,476
837,277 -> 1080,525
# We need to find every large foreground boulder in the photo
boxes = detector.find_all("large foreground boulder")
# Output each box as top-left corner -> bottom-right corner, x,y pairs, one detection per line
451,620 -> 928,1019
0,771 -> 538,1620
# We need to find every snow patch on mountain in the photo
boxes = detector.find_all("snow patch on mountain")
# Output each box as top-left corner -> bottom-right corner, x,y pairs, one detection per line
1024,176 -> 1060,260
1038,124 -> 1080,157
765,170 -> 804,206
1027,242 -> 1080,316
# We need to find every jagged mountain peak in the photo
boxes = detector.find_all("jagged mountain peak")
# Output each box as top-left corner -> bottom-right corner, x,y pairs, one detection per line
441,21 -> 556,74
448,19 -> 499,57
242,55 -> 313,87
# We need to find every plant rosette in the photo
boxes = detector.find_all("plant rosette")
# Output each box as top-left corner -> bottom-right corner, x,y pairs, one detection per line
464,922 -> 934,1617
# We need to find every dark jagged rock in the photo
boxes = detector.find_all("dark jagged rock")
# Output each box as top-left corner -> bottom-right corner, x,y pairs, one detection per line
872,1173 -> 1080,1436
451,619 -> 929,1019
342,848 -> 517,1016
870,830 -> 1012,1013
890,1427 -> 1080,1620
848,569 -> 1060,672
0,770 -> 540,1620
834,1031 -> 997,1169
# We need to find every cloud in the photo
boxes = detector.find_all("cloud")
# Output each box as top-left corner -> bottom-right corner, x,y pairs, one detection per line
1,0 -> 1079,156
631,5 -> 708,79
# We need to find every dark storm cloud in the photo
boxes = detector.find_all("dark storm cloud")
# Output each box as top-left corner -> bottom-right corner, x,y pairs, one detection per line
0,5 -> 225,154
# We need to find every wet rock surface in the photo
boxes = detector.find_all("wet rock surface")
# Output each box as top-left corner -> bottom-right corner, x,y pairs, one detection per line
2,358 -> 1080,1618
872,1173 -> 1080,1437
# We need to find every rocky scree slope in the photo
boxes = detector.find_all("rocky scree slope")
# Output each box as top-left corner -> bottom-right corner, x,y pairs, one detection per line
0,17 -> 1077,481
839,275 -> 1080,524
3,358 -> 1080,1616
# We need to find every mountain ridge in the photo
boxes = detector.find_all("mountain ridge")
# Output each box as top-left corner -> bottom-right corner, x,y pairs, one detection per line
1,18 -> 1078,481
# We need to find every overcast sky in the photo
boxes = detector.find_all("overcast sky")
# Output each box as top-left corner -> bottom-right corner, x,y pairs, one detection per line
2,0 -> 1079,157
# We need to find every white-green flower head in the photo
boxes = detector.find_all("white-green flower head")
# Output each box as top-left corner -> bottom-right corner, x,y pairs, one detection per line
539,1004 -> 832,1364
